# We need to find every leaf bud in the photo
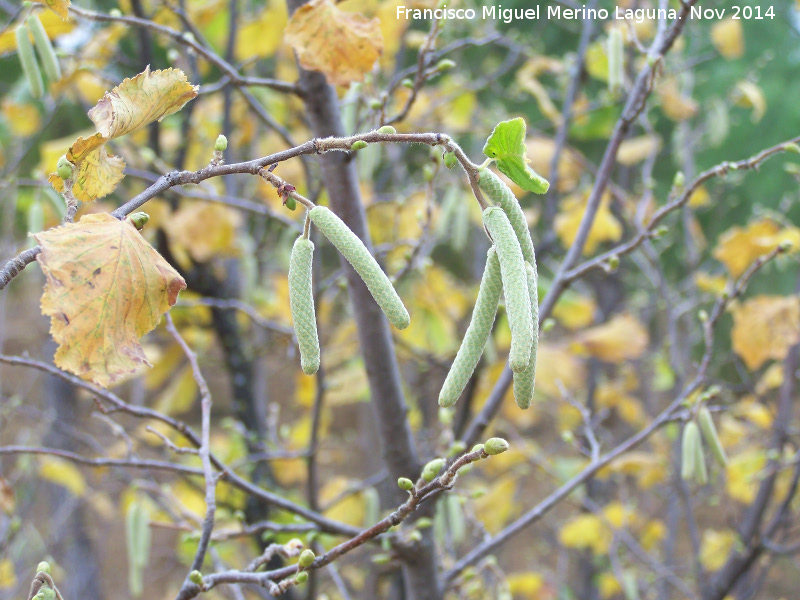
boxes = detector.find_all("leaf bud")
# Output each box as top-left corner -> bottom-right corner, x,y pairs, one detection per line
652,225 -> 669,238
778,240 -> 793,252
423,164 -> 435,182
377,125 -> 396,134
438,406 -> 454,425
129,212 -> 150,231
483,437 -> 509,456
421,458 -> 445,482
607,254 -> 620,271
285,196 -> 297,211
368,98 -> 383,109
407,529 -> 422,543
371,553 -> 391,565
189,570 -> 203,586
414,517 -> 433,529
298,549 -> 316,568
698,309 -> 708,323
471,444 -> 485,455
214,134 -> 228,152
672,170 -> 685,188
109,8 -> 122,17
397,477 -> 414,491
436,59 -> 456,72
443,151 -> 457,169
541,318 -> 556,333
783,143 -> 800,154
167,48 -> 180,64
294,572 -> 309,584
401,78 -> 414,89
351,140 -> 369,151
56,155 -> 72,180
36,561 -> 51,574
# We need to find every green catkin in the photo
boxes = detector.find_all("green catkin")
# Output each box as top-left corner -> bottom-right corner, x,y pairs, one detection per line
27,15 -> 60,83
478,169 -> 535,265
681,421 -> 701,482
482,206 -> 533,372
697,406 -> 728,467
309,206 -> 410,330
694,425 -> 708,485
289,237 -> 320,375
438,248 -> 502,407
512,260 -> 539,409
15,24 -> 44,98
125,499 -> 150,597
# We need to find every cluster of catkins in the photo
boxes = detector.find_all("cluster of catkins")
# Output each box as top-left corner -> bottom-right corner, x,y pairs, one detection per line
288,170 -> 539,410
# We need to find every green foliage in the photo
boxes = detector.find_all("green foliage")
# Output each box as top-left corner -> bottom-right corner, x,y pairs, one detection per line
483,118 -> 549,194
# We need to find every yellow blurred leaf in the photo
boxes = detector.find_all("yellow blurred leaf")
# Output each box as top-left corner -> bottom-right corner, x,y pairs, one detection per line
168,202 -> 242,263
711,18 -> 744,59
598,572 -> 621,599
173,480 -> 207,517
473,476 -> 518,533
616,135 -> 662,166
154,364 -> 198,416
534,342 -> 586,397
2,100 -> 41,136
694,271 -> 727,295
559,513 -> 609,554
38,456 -> 86,496
700,529 -> 739,571
658,78 -> 698,121
584,42 -> 609,81
0,11 -> 74,54
37,0 -> 71,19
713,219 -> 800,277
518,74 -> 562,126
732,81 -> 766,123
755,363 -> 783,394
321,477 -> 366,527
284,0 -> 383,86
575,314 -> 649,362
730,295 -> 800,371
235,2 -> 287,61
507,572 -> 545,597
34,213 -> 186,386
639,519 -> 666,551
730,396 -> 773,429
689,185 -> 711,208
553,293 -> 596,330
727,449 -> 766,503
554,192 -> 622,255
50,67 -> 198,201
0,559 -> 16,590
599,451 -> 666,489
527,137 -> 583,193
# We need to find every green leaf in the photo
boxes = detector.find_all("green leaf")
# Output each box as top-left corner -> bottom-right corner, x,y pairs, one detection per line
483,118 -> 550,194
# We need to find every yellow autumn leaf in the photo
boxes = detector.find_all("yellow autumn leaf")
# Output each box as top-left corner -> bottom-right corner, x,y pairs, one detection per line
711,18 -> 744,59
558,513 -> 609,554
0,477 -> 13,514
37,0 -> 71,19
527,137 -> 583,193
727,449 -> 766,503
49,67 -> 198,202
598,452 -> 666,489
730,396 -> 773,429
755,363 -> 783,394
321,477 -> 366,527
0,559 -> 16,589
713,219 -> 800,277
2,100 -> 41,137
473,476 -> 518,532
598,572 -> 621,599
284,0 -> 383,86
554,191 -> 622,255
34,213 -> 186,387
694,271 -> 727,295
534,342 -> 587,397
235,2 -> 287,62
689,185 -> 711,208
700,529 -> 738,571
167,202 -> 242,263
730,295 -> 800,371
574,313 -> 649,362
732,80 -> 766,123
518,73 -> 562,126
507,572 -> 545,597
154,364 -> 199,416
552,293 -> 596,330
658,77 -> 698,121
639,519 -> 667,551
38,455 -> 86,496
584,41 -> 608,81
616,135 -> 662,166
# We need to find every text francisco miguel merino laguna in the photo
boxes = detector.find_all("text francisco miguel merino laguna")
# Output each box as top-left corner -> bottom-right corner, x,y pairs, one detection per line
397,5 -> 698,23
